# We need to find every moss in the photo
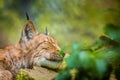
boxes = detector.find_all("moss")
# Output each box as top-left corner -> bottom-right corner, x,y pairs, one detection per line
16,70 -> 34,80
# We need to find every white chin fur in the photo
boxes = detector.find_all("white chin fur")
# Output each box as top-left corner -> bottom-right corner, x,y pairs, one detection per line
34,57 -> 62,69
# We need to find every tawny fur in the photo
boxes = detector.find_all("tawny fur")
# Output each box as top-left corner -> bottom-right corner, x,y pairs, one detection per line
0,19 -> 62,80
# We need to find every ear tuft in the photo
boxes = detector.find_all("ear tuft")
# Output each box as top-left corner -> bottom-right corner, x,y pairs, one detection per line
26,12 -> 29,20
45,27 -> 49,35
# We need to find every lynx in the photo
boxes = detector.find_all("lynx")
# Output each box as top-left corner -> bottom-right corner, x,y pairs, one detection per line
0,14 -> 63,80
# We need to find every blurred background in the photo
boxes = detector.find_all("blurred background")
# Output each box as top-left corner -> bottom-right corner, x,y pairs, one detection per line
0,0 -> 120,52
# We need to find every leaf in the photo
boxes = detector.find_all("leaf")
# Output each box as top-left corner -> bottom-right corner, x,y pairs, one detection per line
55,71 -> 71,80
95,59 -> 107,78
104,24 -> 120,43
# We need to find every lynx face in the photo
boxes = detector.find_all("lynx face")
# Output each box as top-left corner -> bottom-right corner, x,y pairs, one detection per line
33,34 -> 63,69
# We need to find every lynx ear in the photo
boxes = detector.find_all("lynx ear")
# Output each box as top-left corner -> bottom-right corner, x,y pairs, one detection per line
21,14 -> 38,40
19,13 -> 38,48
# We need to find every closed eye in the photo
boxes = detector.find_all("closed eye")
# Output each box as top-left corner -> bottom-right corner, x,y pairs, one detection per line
42,47 -> 49,50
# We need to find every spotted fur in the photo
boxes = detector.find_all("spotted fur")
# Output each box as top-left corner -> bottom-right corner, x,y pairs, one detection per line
0,17 -> 63,80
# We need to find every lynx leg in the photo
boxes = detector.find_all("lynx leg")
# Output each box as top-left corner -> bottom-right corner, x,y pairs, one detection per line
0,70 -> 13,80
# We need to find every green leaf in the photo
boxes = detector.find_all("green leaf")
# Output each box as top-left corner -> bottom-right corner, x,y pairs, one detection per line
104,24 -> 120,43
95,59 -> 107,78
55,71 -> 71,80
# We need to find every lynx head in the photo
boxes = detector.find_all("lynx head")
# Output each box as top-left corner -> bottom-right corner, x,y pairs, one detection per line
19,13 -> 64,69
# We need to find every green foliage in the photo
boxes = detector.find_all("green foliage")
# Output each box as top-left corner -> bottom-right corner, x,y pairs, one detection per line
56,47 -> 109,80
55,24 -> 120,80
55,71 -> 71,80
16,70 -> 34,80
59,46 -> 67,57
104,24 -> 120,43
